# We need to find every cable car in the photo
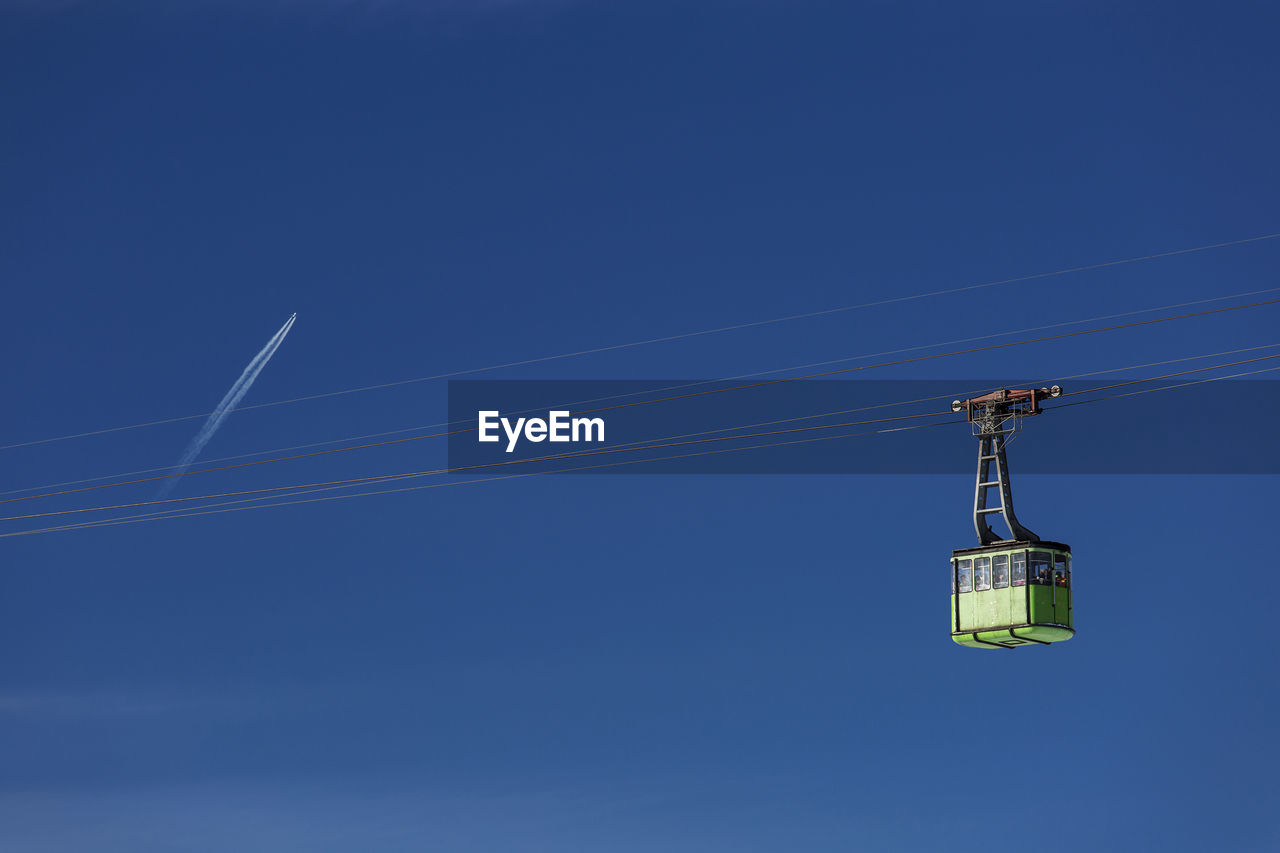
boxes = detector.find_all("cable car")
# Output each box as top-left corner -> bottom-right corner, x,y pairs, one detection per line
949,387 -> 1073,649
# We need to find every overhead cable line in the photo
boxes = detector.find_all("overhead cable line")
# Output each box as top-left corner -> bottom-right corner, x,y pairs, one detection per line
567,298 -> 1280,414
2,420 -> 961,538
8,351 -> 1279,527
0,410 -> 956,524
8,335 -> 1279,500
9,361 -> 1279,541
5,295 -> 1278,507
13,362 -> 1280,537
4,232 -> 1278,453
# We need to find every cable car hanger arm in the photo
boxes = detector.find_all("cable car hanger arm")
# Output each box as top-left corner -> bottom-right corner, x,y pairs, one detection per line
951,386 -> 1063,545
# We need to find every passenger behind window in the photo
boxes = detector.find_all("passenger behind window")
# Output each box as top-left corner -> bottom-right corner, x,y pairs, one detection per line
1029,553 -> 1051,585
974,557 -> 991,591
993,556 -> 1009,589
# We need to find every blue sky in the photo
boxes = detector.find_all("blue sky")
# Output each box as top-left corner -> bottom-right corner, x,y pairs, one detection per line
2,2 -> 1278,851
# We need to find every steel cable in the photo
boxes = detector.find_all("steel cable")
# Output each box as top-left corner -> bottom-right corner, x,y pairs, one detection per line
4,231 -> 1277,453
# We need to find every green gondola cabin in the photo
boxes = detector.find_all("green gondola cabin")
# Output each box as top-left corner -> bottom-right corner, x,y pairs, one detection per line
950,540 -> 1073,649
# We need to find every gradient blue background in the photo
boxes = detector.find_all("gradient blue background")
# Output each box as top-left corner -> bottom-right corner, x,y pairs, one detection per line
2,2 -> 1278,851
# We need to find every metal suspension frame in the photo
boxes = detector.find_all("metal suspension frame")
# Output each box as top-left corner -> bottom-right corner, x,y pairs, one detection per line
952,385 -> 1062,546
973,429 -> 1035,544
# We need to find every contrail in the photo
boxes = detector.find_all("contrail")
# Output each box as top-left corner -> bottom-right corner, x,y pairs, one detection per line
156,313 -> 297,497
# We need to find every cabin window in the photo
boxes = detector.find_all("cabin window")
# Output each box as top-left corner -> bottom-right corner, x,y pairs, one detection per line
1054,553 -> 1070,587
974,557 -> 991,591
957,559 -> 972,593
1029,551 -> 1052,585
1011,552 -> 1026,586
992,554 -> 1009,589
